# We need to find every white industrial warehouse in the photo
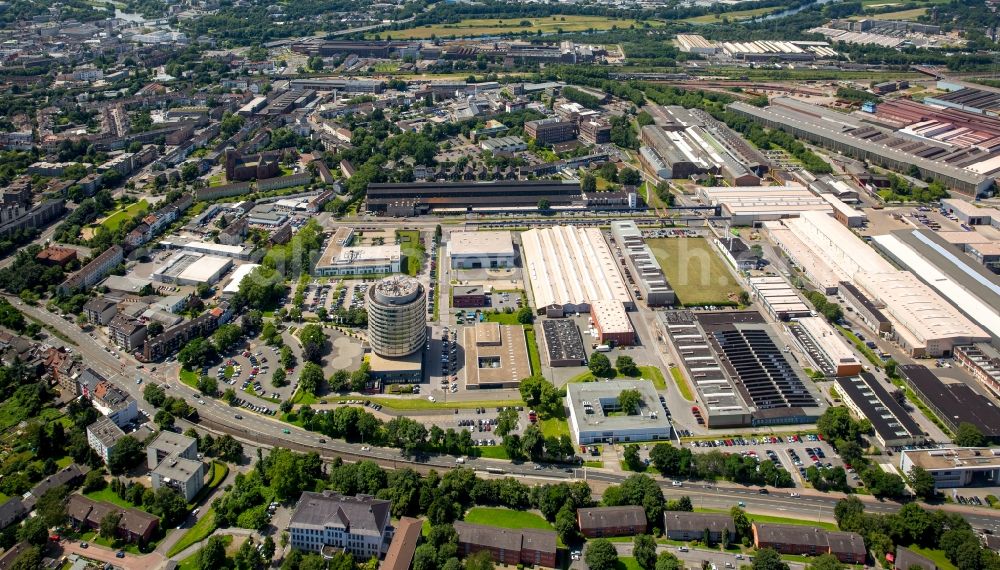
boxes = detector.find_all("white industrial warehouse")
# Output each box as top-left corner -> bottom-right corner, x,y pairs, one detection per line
766,211 -> 988,357
521,226 -> 632,316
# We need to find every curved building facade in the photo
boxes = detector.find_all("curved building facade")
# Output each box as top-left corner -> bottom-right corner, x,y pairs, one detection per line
367,276 -> 426,357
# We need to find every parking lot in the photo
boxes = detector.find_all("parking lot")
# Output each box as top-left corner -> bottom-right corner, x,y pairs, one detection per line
685,435 -> 856,486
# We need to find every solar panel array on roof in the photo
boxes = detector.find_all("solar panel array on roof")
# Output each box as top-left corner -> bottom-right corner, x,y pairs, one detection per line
710,327 -> 819,410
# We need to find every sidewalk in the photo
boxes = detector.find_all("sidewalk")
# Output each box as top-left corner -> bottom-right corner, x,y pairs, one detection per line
154,465 -> 238,557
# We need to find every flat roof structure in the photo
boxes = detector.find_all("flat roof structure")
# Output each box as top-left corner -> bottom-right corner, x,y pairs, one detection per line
521,226 -> 632,316
658,310 -> 751,428
873,229 -> 1000,343
591,300 -> 634,344
539,319 -> 587,367
835,373 -> 925,448
699,311 -> 823,425
463,322 -> 531,389
447,231 -> 516,269
729,99 -> 996,197
697,185 -> 832,225
898,364 -> 1000,440
314,240 -> 401,277
152,252 -> 233,286
900,447 -> 1000,489
566,380 -> 673,444
793,316 -> 863,377
366,180 -> 584,215
764,221 -> 846,293
222,263 -> 261,296
748,276 -> 811,320
855,270 -> 989,356
609,221 -> 675,306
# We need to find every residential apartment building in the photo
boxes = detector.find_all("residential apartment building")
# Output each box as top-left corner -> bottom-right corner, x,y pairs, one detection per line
752,523 -> 866,563
576,506 -> 647,538
83,297 -> 118,325
289,492 -> 393,560
453,521 -> 557,568
108,314 -> 147,353
664,512 -> 736,542
86,416 -> 126,463
58,245 -> 124,294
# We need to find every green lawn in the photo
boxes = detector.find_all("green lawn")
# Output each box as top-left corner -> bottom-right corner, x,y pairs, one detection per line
539,416 -> 570,439
396,230 -> 424,276
908,547 -> 957,570
639,366 -> 667,390
525,328 -> 542,375
476,446 -> 510,460
464,507 -> 553,531
483,311 -> 521,325
616,557 -> 644,570
584,460 -> 604,468
647,238 -> 742,306
84,487 -> 138,510
670,366 -> 695,401
748,513 -> 837,531
98,200 -> 149,231
373,15 -> 660,40
684,6 -> 779,23
168,509 -> 217,557
291,390 -> 319,406
179,369 -> 200,390
176,534 -> 233,570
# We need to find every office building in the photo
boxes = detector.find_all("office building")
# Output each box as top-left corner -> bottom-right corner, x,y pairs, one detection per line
448,231 -> 515,270
314,243 -> 401,277
463,322 -> 531,389
566,380 -> 673,444
899,447 -> 1000,489
525,118 -> 576,144
289,492 -> 393,559
367,276 -> 426,358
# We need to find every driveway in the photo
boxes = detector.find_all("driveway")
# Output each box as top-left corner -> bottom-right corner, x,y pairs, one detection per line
61,540 -> 165,570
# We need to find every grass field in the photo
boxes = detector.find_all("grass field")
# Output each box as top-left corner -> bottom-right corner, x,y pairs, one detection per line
616,558 -> 644,570
84,487 -> 138,510
539,415 -> 570,438
378,15 -> 658,40
909,548 -> 957,570
477,446 -> 510,460
168,509 -> 217,557
867,7 -> 927,19
98,200 -> 148,231
638,366 -> 667,390
176,534 -> 233,570
525,328 -> 542,376
647,237 -> 742,306
697,508 -> 838,530
684,6 -> 779,23
669,366 -> 695,401
464,507 -> 553,531
396,230 -> 424,276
